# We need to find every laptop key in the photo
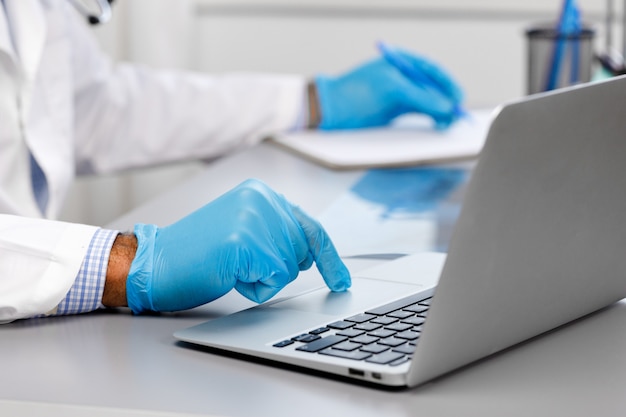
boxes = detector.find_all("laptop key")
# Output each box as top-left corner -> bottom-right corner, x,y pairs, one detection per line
387,310 -> 414,319
354,322 -> 382,331
418,298 -> 432,306
344,313 -> 376,323
404,304 -> 429,314
273,339 -> 294,348
360,344 -> 389,354
365,293 -> 429,316
295,335 -> 348,353
333,341 -> 363,351
319,348 -> 372,361
309,327 -> 330,335
351,335 -> 379,345
368,329 -> 396,338
292,334 -> 321,343
378,337 -> 406,347
327,320 -> 354,330
371,316 -> 397,325
336,328 -> 366,338
402,316 -> 426,326
389,356 -> 411,366
393,344 -> 416,355
394,330 -> 420,341
365,351 -> 405,365
385,322 -> 413,332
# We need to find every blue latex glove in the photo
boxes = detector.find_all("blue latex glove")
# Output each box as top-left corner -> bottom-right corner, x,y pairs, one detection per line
315,49 -> 464,130
126,179 -> 351,314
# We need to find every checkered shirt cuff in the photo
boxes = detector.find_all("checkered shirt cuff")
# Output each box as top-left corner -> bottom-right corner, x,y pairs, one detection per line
54,228 -> 119,316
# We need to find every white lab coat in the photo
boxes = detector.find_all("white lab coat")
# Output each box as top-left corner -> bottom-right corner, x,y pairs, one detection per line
0,0 -> 305,323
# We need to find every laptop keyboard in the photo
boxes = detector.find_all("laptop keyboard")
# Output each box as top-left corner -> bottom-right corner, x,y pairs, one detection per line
272,293 -> 431,366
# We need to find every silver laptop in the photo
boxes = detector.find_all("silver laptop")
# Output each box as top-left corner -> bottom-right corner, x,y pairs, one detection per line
174,75 -> 626,388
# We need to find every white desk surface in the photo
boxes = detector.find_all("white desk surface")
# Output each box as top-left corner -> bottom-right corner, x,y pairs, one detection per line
3,142 -> 626,417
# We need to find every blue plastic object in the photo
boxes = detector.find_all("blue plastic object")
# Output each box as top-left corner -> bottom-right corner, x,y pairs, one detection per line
545,0 -> 582,91
126,179 -> 351,314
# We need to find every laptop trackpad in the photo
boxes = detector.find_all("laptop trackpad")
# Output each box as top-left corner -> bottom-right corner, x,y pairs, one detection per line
267,277 -> 425,315
266,251 -> 445,315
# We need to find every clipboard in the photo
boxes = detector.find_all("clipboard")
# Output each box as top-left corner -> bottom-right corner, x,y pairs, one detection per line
268,109 -> 494,170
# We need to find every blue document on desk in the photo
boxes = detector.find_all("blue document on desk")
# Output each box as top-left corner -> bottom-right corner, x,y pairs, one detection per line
268,109 -> 494,170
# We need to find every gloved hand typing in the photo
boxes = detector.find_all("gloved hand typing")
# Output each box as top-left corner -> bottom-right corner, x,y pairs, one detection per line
314,48 -> 464,130
125,179 -> 351,314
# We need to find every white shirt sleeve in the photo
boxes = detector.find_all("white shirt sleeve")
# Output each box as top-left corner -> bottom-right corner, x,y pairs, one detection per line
0,214 -> 98,324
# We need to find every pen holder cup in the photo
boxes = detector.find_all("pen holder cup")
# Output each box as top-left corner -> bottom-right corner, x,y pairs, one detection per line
526,23 -> 596,95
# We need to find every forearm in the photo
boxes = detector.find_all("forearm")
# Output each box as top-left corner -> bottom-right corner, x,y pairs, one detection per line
74,68 -> 306,174
102,233 -> 137,308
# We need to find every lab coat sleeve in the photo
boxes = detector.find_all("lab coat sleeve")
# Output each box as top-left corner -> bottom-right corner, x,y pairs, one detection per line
67,9 -> 307,175
0,214 -> 98,324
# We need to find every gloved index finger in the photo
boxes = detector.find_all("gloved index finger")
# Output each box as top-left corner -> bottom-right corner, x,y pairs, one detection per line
290,204 -> 351,292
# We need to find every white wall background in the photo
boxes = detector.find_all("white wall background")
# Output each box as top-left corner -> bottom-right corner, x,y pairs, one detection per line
59,0 -> 621,226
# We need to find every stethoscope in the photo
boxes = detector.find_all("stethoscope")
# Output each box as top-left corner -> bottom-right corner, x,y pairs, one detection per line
68,0 -> 113,25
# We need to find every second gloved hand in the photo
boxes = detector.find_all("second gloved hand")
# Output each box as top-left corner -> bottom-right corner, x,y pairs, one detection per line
126,179 -> 351,314
315,49 -> 464,130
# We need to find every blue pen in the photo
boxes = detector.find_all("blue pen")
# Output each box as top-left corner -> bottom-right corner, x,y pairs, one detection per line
545,0 -> 581,91
568,5 -> 582,84
545,0 -> 571,91
376,41 -> 467,120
